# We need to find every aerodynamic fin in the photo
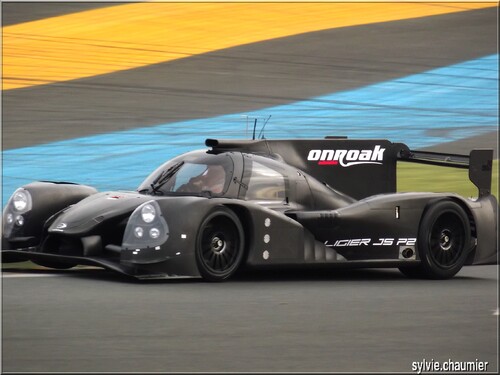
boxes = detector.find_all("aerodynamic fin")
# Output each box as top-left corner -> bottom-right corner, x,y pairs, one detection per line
400,148 -> 494,198
206,138 -> 407,199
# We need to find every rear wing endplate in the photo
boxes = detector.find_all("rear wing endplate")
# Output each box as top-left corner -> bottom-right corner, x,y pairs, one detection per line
399,148 -> 494,198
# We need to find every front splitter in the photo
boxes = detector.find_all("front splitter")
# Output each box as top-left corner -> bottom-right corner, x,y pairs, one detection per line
1,249 -> 199,280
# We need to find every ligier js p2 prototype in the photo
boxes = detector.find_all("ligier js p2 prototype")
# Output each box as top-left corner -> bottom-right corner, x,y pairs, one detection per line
2,137 -> 498,280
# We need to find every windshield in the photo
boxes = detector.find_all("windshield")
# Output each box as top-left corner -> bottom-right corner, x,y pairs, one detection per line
138,151 -> 234,196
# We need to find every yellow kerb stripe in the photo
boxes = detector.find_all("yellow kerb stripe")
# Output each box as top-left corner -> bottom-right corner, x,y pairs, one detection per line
2,2 -> 496,90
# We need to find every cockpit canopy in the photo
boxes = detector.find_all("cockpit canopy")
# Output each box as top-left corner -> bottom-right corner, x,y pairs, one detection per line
137,151 -> 234,196
137,149 -> 355,210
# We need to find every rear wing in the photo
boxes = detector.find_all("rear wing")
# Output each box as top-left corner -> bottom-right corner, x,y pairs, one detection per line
207,138 -> 494,199
398,148 -> 494,198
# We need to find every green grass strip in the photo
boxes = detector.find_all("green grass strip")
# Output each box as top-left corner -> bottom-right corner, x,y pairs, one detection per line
398,160 -> 498,199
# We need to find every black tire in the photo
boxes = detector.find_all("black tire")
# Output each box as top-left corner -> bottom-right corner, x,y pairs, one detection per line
400,200 -> 471,279
195,207 -> 245,281
32,259 -> 76,270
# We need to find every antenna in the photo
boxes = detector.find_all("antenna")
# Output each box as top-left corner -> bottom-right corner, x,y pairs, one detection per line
258,115 -> 272,139
252,118 -> 258,140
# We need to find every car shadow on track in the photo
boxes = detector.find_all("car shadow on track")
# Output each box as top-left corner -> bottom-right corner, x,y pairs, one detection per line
231,267 -> 486,283
1,263 -> 486,284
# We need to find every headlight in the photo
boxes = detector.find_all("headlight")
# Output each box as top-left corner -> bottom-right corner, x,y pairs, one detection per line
149,228 -> 160,239
13,190 -> 30,211
6,213 -> 14,224
141,204 -> 156,223
134,227 -> 144,238
3,188 -> 33,237
15,215 -> 25,226
122,200 -> 169,250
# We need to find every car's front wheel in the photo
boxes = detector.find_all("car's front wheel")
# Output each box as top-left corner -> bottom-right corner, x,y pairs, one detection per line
195,207 -> 245,281
399,200 -> 472,279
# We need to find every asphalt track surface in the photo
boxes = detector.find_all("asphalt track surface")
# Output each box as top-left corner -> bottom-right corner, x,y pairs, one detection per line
1,265 -> 498,373
1,4 -> 499,373
2,7 -> 498,150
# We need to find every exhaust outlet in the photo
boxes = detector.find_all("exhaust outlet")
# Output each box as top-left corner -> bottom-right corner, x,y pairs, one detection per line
400,247 -> 415,260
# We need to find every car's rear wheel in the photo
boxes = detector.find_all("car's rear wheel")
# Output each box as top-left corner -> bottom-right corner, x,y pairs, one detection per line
399,200 -> 471,279
195,207 -> 245,281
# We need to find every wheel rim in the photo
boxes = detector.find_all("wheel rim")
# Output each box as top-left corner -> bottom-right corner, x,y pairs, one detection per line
428,212 -> 465,269
200,216 -> 239,275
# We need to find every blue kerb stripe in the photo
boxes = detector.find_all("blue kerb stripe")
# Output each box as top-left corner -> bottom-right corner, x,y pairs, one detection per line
2,54 -> 498,206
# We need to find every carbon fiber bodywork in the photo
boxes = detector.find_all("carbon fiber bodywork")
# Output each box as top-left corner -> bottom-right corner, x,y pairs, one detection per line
2,138 -> 497,280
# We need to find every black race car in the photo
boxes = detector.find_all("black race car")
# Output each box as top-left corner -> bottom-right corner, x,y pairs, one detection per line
2,137 -> 497,280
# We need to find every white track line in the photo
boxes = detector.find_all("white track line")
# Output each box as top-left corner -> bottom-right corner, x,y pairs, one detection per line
1,273 -> 66,278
